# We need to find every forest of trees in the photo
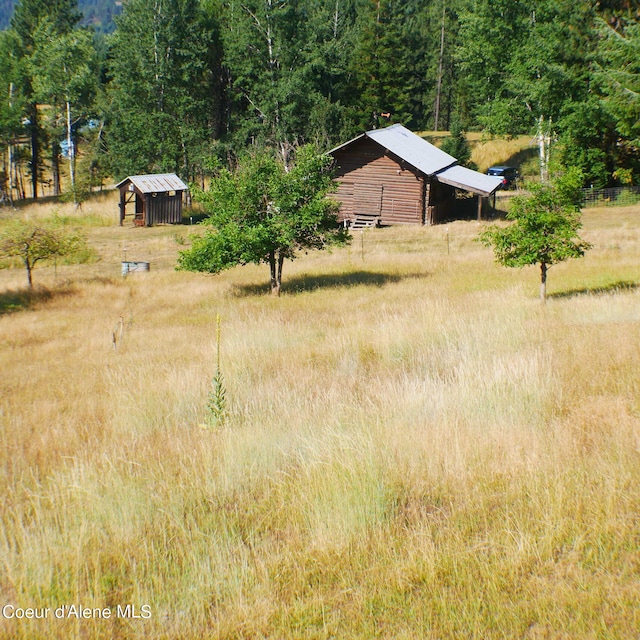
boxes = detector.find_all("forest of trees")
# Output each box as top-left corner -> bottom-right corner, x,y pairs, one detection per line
0,0 -> 121,32
0,0 -> 639,203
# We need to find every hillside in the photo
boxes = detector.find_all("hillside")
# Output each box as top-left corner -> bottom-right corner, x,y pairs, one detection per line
0,0 -> 121,32
1,195 -> 639,637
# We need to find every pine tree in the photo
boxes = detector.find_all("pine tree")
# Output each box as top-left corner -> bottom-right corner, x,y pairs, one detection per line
10,0 -> 82,199
29,22 -> 98,203
105,0 -> 223,180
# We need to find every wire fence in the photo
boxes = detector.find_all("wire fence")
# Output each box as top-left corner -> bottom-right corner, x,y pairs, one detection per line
581,186 -> 640,208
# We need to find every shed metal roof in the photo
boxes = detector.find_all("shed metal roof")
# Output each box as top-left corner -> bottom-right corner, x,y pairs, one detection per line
330,124 -> 503,196
435,164 -> 503,197
115,173 -> 188,194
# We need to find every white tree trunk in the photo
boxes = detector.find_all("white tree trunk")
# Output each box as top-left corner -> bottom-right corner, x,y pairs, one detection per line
66,100 -> 76,200
537,115 -> 552,184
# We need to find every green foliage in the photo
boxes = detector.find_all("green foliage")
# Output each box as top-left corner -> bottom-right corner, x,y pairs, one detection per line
2,0 -> 639,192
105,0 -> 223,180
0,29 -> 27,201
556,100 -> 615,189
0,219 -> 90,288
28,22 -> 98,202
10,0 -> 82,47
177,145 -> 350,295
439,119 -> 474,167
478,168 -> 592,302
597,18 -> 640,135
29,23 -> 97,109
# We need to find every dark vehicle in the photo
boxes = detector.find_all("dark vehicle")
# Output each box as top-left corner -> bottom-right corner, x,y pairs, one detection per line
487,166 -> 519,189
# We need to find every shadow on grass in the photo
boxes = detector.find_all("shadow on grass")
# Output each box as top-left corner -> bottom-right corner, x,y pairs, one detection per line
231,269 -> 428,297
0,286 -> 76,315
550,280 -> 638,300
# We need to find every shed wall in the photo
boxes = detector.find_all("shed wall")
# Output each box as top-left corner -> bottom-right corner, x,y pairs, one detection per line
146,193 -> 183,225
333,138 -> 424,225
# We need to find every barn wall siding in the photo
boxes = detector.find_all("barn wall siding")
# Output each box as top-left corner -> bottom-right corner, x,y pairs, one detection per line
333,138 -> 424,225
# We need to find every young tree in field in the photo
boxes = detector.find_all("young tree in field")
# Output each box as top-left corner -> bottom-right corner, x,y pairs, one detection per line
0,219 -> 87,288
439,119 -> 473,167
177,146 -> 349,296
478,168 -> 592,303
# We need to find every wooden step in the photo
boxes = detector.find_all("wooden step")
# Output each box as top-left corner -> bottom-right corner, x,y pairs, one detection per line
349,216 -> 379,230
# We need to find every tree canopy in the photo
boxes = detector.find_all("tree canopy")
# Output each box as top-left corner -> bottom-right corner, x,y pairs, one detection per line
479,168 -> 592,303
0,219 -> 88,288
0,0 -> 639,200
177,146 -> 349,295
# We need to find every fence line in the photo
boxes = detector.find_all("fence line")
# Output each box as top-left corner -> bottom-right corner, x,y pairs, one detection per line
581,186 -> 640,208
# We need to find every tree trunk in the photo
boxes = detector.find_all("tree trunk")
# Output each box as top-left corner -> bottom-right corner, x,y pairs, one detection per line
25,258 -> 33,289
540,262 -> 547,304
29,102 -> 39,200
268,250 -> 285,296
52,140 -> 61,196
269,250 -> 280,296
433,0 -> 446,132
537,115 -> 551,184
277,252 -> 284,291
66,100 -> 76,203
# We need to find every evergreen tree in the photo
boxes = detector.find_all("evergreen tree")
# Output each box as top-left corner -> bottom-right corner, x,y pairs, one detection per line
29,22 -> 98,203
0,29 -> 27,203
347,0 -> 436,132
10,0 -> 82,199
439,119 -> 472,167
596,16 -> 640,152
105,0 -> 223,180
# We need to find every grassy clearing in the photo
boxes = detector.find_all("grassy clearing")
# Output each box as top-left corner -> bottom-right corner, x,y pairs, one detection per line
0,198 -> 639,639
421,131 -> 538,176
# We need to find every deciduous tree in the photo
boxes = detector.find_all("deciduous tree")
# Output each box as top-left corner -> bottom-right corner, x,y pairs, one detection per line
0,219 -> 88,288
177,146 -> 349,295
10,0 -> 82,199
106,0 -> 223,180
478,168 -> 591,303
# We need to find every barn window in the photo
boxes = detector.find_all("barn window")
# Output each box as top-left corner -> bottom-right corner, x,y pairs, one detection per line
168,190 -> 176,197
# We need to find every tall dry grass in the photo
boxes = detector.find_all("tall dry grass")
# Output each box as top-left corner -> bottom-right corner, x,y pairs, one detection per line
0,199 -> 639,638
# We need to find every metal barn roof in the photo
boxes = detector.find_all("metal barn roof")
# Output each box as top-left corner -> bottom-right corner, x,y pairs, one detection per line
366,124 -> 457,176
331,124 -> 503,196
115,173 -> 188,194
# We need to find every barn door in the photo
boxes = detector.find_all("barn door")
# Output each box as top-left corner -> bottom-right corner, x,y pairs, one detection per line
353,183 -> 383,224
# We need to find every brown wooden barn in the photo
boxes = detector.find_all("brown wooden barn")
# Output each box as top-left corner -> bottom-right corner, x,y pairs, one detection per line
329,124 -> 503,226
116,173 -> 188,227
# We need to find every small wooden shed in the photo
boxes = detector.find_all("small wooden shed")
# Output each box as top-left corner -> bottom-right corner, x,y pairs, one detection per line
329,124 -> 503,226
116,173 -> 188,227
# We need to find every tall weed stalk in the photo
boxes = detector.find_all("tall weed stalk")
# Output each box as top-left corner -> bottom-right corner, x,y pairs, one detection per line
207,313 -> 227,427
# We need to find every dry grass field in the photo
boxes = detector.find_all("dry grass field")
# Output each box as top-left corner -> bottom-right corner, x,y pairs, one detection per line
421,131 -> 538,175
0,192 -> 639,639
